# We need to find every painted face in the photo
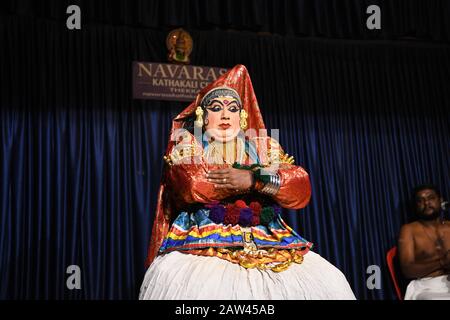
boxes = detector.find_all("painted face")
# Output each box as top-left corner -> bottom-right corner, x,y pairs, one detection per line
415,189 -> 442,220
204,96 -> 241,142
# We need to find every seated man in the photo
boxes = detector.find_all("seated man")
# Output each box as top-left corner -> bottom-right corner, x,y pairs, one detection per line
398,184 -> 450,299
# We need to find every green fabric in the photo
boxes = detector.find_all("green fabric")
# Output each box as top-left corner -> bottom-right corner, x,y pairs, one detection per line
260,207 -> 275,225
232,162 -> 271,184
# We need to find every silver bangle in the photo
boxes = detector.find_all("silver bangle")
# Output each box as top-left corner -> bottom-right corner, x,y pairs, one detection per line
259,173 -> 281,196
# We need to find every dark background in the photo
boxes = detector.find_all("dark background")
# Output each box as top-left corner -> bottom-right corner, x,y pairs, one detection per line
0,0 -> 449,300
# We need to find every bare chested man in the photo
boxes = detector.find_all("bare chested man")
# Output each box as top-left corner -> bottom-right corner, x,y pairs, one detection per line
398,185 -> 450,299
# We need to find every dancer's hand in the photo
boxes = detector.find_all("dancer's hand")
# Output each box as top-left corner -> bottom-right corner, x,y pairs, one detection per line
206,168 -> 253,191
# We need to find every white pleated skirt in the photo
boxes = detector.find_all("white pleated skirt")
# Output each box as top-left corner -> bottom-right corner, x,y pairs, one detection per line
139,250 -> 356,300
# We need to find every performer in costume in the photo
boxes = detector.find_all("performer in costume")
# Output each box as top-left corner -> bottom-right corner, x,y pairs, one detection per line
139,65 -> 355,299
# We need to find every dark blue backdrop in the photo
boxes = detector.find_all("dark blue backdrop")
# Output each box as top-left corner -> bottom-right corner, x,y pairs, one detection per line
1,6 -> 449,300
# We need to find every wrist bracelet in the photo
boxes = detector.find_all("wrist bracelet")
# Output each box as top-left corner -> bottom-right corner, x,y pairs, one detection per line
231,163 -> 281,195
259,173 -> 281,196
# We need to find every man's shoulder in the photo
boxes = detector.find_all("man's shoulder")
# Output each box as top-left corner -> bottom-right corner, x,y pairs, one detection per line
400,221 -> 421,234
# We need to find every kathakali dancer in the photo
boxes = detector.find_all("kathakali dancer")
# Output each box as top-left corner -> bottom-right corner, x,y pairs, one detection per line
139,64 -> 355,299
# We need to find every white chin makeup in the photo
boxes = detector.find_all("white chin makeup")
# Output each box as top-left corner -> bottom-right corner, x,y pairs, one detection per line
205,128 -> 240,142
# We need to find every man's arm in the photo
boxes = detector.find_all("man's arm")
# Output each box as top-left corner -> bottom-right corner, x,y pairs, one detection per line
398,225 -> 444,279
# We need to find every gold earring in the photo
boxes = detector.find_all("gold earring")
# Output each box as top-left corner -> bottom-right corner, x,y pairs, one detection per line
194,106 -> 203,127
240,109 -> 248,130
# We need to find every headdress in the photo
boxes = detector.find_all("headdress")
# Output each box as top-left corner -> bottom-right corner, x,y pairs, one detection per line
200,86 -> 242,108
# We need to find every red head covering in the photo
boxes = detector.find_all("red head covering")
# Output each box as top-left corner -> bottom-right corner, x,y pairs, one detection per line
145,64 -> 266,266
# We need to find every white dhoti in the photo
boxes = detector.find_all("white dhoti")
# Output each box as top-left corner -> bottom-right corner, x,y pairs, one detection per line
404,275 -> 450,300
139,250 -> 356,300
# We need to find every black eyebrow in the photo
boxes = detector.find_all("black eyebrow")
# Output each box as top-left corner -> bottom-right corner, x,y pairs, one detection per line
206,99 -> 240,110
207,99 -> 225,107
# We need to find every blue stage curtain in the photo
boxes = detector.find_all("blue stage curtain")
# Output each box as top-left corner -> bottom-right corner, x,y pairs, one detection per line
0,13 -> 449,299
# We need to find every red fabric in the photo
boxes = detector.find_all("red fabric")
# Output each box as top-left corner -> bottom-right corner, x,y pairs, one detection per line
223,204 -> 241,225
249,201 -> 262,215
234,200 -> 247,209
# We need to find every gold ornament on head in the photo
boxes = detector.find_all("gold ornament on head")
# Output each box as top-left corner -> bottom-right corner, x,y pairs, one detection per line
166,28 -> 193,64
194,106 -> 204,128
240,109 -> 248,130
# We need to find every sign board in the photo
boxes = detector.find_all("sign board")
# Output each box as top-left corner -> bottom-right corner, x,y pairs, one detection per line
133,62 -> 227,102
